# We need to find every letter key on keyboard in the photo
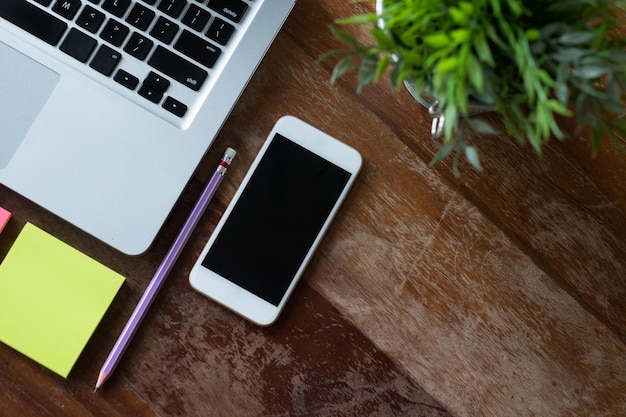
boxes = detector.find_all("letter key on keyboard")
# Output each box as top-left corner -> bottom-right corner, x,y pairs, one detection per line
102,0 -> 131,18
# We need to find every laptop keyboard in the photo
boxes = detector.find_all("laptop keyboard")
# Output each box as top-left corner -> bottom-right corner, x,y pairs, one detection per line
0,0 -> 254,123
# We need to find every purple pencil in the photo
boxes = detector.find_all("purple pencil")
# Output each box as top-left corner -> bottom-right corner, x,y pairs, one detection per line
94,148 -> 236,392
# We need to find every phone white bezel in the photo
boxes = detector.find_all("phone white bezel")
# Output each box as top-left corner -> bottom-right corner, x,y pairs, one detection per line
189,115 -> 362,326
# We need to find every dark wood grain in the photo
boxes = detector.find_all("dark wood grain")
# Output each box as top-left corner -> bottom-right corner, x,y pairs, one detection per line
0,178 -> 450,417
1,0 -> 625,416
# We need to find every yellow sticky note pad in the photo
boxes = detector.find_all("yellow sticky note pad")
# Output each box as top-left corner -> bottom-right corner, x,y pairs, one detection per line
0,223 -> 125,377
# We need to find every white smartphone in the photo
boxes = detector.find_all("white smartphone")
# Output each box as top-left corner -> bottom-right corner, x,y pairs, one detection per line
189,116 -> 362,326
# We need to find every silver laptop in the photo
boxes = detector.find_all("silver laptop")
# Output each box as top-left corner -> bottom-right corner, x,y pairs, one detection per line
0,0 -> 295,255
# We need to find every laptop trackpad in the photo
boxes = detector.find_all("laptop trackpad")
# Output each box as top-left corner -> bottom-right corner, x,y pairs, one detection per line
0,41 -> 59,169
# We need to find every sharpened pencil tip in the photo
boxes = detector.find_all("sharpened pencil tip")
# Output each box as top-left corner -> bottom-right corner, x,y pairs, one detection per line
94,371 -> 108,393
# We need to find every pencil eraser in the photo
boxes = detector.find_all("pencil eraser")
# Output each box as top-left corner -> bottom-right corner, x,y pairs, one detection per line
0,207 -> 11,234
225,147 -> 237,160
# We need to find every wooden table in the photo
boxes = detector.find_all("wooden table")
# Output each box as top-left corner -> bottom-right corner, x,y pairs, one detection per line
1,1 -> 625,416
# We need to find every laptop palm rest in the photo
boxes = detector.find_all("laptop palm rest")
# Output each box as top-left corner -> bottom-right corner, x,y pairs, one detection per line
0,41 -> 59,169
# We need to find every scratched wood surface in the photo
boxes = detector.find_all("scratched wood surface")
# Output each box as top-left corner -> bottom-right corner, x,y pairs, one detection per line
1,0 -> 626,416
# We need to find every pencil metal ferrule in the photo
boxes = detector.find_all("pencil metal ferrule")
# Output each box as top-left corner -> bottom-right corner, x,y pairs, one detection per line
217,147 -> 237,175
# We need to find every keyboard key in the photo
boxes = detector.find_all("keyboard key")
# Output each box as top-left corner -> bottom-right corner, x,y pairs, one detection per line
207,0 -> 247,23
145,71 -> 170,92
60,28 -> 97,62
148,46 -> 207,91
182,4 -> 211,32
126,3 -> 155,31
114,69 -> 139,90
174,30 -> 221,68
163,96 -> 187,117
76,5 -> 106,34
102,0 -> 131,18
90,44 -> 121,76
158,0 -> 187,19
206,17 -> 234,46
0,0 -> 68,46
138,83 -> 163,103
34,0 -> 53,6
52,0 -> 82,20
150,16 -> 179,44
100,19 -> 130,47
124,32 -> 153,60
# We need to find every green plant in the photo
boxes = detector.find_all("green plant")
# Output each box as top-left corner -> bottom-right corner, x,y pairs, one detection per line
322,0 -> 626,174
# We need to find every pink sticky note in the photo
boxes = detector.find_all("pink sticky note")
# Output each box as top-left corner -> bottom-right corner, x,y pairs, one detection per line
0,207 -> 11,234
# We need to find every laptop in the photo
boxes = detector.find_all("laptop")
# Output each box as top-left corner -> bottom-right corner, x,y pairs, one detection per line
0,0 -> 295,255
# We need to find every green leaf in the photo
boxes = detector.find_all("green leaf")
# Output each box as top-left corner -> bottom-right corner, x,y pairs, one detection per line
374,55 -> 390,82
464,146 -> 483,170
467,54 -> 484,92
537,69 -> 555,88
450,28 -> 470,44
449,7 -> 468,26
443,104 -> 459,139
335,13 -> 377,25
424,33 -> 451,49
575,65 -> 611,79
330,56 -> 355,84
357,57 -> 377,92
370,28 -> 395,48
558,31 -> 596,45
526,122 -> 544,156
546,99 -> 572,116
467,118 -> 498,135
580,55 -> 606,67
429,139 -> 456,166
575,80 -> 609,98
535,103 -> 551,139
548,113 -> 566,140
504,0 -> 524,16
330,26 -> 360,48
474,32 -> 495,66
552,48 -> 587,62
459,1 -> 475,16
317,49 -> 348,63
489,0 -> 502,16
436,56 -> 459,73
525,29 -> 540,41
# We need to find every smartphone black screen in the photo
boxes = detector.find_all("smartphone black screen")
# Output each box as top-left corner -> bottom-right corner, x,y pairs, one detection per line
201,134 -> 351,306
